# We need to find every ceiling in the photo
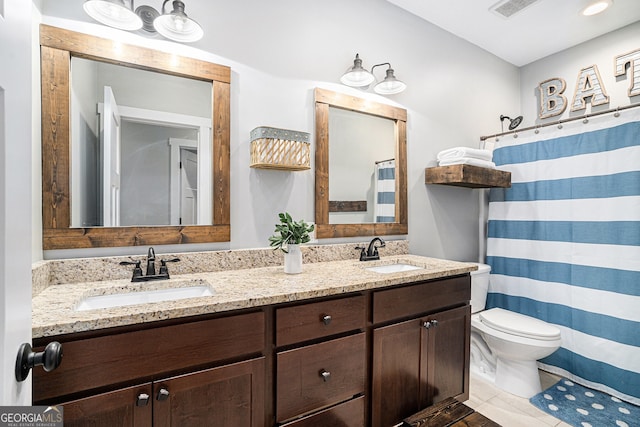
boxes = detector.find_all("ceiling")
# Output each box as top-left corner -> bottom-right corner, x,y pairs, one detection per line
386,0 -> 640,67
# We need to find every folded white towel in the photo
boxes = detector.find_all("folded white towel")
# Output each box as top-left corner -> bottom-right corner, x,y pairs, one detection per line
437,147 -> 492,162
438,157 -> 496,169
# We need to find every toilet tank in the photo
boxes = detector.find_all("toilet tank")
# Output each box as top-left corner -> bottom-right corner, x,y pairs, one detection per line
470,263 -> 491,314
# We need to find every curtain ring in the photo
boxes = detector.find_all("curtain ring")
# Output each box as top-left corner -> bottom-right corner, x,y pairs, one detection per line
495,136 -> 500,142
513,132 -> 518,138
534,125 -> 540,134
557,120 -> 563,129
614,107 -> 620,118
583,115 -> 589,124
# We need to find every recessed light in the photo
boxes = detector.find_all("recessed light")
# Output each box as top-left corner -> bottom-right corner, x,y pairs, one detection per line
581,0 -> 612,16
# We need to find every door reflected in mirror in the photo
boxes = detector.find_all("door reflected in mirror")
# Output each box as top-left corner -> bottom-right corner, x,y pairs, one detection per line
70,58 -> 213,227
328,107 -> 396,224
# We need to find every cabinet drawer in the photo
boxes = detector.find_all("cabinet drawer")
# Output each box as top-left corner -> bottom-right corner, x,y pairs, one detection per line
276,295 -> 365,346
280,396 -> 365,427
373,276 -> 470,324
33,311 -> 265,402
276,333 -> 366,422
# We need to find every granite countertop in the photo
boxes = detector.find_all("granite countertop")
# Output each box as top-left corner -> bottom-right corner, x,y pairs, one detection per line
32,255 -> 477,338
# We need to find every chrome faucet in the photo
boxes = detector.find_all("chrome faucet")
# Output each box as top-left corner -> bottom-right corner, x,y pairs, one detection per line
120,247 -> 180,282
146,247 -> 156,276
355,237 -> 386,261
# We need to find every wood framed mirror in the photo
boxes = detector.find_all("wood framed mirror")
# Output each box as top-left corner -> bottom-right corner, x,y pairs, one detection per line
40,25 -> 230,250
314,88 -> 408,238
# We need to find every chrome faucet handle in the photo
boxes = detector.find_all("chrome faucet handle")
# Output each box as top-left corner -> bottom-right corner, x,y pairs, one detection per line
354,246 -> 367,261
159,258 -> 180,277
120,260 -> 143,280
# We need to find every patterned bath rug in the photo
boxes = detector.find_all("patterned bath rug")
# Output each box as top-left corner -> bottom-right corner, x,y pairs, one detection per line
530,378 -> 639,427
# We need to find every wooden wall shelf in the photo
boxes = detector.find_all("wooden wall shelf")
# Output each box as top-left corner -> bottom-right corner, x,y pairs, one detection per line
425,164 -> 511,188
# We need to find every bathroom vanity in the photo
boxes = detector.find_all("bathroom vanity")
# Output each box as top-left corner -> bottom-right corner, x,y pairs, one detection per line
31,254 -> 474,426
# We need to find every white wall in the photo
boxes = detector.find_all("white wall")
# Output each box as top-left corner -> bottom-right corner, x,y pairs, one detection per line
0,0 -> 36,405
39,0 -> 521,262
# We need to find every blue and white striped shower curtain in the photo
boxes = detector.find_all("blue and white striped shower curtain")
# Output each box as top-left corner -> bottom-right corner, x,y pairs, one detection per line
486,108 -> 640,405
375,159 -> 395,223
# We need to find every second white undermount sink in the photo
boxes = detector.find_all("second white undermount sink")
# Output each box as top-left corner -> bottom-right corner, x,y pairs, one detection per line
365,263 -> 424,274
75,283 -> 214,311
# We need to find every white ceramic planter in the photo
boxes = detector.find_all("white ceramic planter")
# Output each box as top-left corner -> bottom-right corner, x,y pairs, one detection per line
284,244 -> 303,274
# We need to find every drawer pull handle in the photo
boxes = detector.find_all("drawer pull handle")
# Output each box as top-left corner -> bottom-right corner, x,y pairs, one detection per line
136,393 -> 150,407
157,388 -> 170,401
320,369 -> 331,382
322,315 -> 332,325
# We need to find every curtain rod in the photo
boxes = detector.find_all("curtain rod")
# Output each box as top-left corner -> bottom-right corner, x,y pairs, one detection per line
480,103 -> 640,141
375,158 -> 395,164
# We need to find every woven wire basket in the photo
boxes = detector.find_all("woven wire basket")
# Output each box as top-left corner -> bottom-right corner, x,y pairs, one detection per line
250,127 -> 310,171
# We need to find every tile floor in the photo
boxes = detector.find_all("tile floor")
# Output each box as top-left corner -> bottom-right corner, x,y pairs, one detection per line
464,370 -> 572,427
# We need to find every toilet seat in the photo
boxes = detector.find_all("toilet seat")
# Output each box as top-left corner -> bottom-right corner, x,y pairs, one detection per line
479,308 -> 560,341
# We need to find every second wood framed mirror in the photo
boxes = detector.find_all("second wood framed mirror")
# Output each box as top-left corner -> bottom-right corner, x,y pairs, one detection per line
314,88 -> 408,239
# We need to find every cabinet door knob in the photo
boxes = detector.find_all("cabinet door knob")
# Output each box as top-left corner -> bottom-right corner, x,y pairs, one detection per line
136,393 -> 150,406
422,321 -> 432,329
322,314 -> 332,325
320,369 -> 331,382
431,320 -> 439,327
156,388 -> 170,401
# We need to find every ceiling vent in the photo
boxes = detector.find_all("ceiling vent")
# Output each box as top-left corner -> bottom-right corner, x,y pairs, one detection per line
490,0 -> 540,19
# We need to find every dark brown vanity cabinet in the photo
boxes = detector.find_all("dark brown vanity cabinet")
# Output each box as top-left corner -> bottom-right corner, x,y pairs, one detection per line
371,277 -> 471,427
33,274 -> 470,427
33,311 -> 266,427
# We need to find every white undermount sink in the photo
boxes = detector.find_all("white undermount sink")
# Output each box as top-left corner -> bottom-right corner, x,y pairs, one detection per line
365,263 -> 424,274
75,283 -> 214,311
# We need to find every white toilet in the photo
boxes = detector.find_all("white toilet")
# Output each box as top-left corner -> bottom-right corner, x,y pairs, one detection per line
470,263 -> 561,398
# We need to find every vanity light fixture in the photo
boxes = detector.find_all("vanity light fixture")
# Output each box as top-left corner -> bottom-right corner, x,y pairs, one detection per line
83,0 -> 203,42
340,54 -> 407,95
371,63 -> 407,95
83,0 -> 143,31
340,54 -> 375,87
581,0 -> 613,16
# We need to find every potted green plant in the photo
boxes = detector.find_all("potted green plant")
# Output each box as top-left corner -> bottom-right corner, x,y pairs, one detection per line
269,212 -> 314,274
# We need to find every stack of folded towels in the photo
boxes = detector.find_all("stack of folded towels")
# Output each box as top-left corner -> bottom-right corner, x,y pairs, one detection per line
436,147 -> 495,169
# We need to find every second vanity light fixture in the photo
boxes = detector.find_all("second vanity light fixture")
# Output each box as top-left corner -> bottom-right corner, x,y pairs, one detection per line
83,0 -> 204,42
340,53 -> 407,95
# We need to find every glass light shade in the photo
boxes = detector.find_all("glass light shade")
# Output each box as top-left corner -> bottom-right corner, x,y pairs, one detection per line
83,0 -> 143,31
340,54 -> 375,88
373,68 -> 406,95
581,0 -> 612,16
153,1 -> 204,42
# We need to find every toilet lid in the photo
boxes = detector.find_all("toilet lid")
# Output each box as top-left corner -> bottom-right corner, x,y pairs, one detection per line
479,308 -> 561,341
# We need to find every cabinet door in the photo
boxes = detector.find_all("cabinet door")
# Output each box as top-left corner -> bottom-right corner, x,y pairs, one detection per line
372,305 -> 471,427
421,305 -> 471,407
371,318 -> 422,427
153,357 -> 265,427
61,383 -> 152,427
